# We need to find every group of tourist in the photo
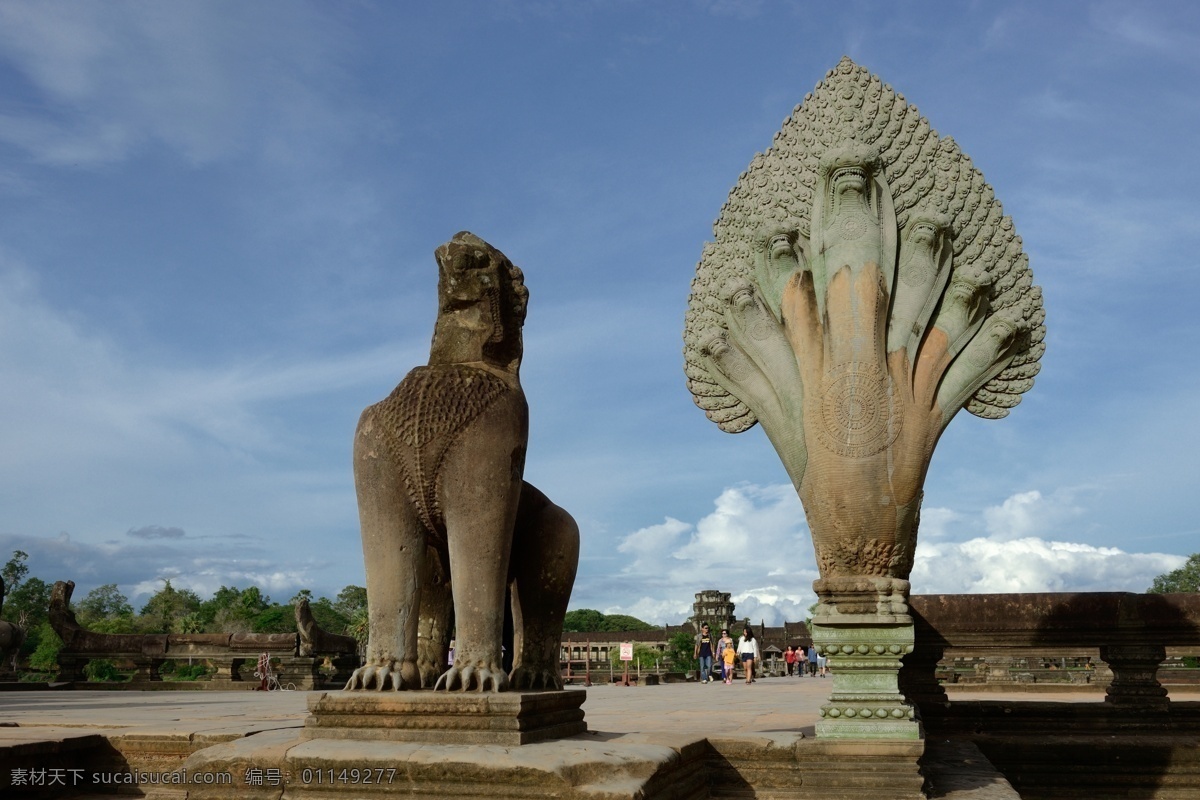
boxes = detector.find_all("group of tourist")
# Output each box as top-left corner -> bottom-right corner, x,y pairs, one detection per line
783,644 -> 827,677
692,623 -> 773,685
695,623 -> 827,683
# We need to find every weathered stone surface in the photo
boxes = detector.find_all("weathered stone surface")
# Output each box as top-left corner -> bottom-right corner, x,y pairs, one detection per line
304,689 -> 587,745
347,232 -> 579,694
181,725 -> 927,800
922,738 -> 1020,799
183,729 -> 701,800
707,735 -> 925,798
974,733 -> 1200,800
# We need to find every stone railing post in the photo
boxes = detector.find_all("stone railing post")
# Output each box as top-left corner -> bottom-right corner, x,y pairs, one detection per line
212,657 -> 236,684
54,653 -> 87,683
1099,644 -> 1168,710
983,655 -> 1017,684
129,657 -> 160,683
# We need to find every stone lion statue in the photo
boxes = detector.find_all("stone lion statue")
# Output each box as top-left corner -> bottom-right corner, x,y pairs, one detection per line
345,231 -> 579,692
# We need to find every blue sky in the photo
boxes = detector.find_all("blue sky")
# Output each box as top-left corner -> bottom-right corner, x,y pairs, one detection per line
0,1 -> 1197,625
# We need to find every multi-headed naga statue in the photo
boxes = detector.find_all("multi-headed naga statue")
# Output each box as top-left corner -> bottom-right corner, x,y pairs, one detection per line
685,58 -> 1044,586
347,231 -> 579,693
686,60 -> 1043,736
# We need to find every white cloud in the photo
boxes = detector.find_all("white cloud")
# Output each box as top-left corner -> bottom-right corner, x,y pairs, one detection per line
0,1 -> 350,165
0,529 -> 323,604
603,596 -> 691,626
912,488 -> 1185,594
733,587 -> 814,627
588,484 -> 1188,626
615,517 -> 690,573
918,506 -> 960,539
581,483 -> 817,625
981,489 -> 1084,541
912,536 -> 1185,595
129,561 -> 313,603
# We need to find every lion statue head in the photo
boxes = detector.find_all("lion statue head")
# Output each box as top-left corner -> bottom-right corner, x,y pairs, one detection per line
429,231 -> 529,375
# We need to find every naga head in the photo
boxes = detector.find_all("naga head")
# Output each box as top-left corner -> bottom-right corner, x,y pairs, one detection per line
944,263 -> 993,314
819,143 -> 882,213
430,231 -> 529,373
904,211 -> 950,251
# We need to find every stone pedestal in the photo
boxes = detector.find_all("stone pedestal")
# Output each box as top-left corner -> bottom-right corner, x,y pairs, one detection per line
304,689 -> 587,745
811,577 -> 920,740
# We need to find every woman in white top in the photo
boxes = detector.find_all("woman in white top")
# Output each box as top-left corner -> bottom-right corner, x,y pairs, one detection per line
736,626 -> 761,684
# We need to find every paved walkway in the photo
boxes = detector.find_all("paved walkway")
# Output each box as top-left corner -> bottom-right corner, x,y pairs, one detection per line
0,676 -> 1104,743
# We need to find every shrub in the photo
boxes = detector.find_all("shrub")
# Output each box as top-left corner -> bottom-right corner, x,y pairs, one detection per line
174,663 -> 210,681
27,623 -> 61,673
84,659 -> 123,682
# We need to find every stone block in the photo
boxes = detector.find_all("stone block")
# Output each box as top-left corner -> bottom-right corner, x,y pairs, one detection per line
303,689 -> 587,745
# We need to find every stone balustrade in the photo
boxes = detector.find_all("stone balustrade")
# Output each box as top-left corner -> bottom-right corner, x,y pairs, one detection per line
901,592 -> 1200,713
48,580 -> 359,689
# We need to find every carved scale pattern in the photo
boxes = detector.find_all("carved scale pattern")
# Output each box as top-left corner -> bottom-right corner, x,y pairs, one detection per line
684,57 -> 1045,431
375,364 -> 511,533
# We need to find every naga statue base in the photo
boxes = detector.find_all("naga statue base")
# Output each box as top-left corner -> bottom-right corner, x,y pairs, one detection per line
811,577 -> 921,740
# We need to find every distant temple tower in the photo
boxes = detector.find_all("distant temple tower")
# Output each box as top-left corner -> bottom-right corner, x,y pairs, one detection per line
690,589 -> 737,633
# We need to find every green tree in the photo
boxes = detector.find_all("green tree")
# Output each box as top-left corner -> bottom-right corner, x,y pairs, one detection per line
665,631 -> 696,668
238,586 -> 270,614
334,585 -> 367,619
608,643 -> 661,670
600,614 -> 656,632
1148,553 -> 1200,593
199,585 -> 275,633
138,580 -> 202,633
563,609 -> 605,633
562,609 -> 656,633
2,553 -> 49,656
252,604 -> 294,634
309,596 -> 350,636
176,612 -> 204,634
77,584 -> 133,625
89,615 -> 138,634
2,550 -> 29,591
7,577 -> 51,652
28,622 -> 61,673
348,606 -> 369,651
198,585 -> 242,629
